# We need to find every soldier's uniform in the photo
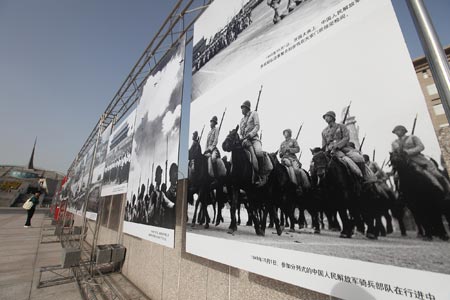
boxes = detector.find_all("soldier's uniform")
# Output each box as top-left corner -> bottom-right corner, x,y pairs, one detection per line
391,125 -> 450,193
240,101 -> 263,172
205,116 -> 220,159
279,129 -> 301,185
322,111 -> 365,177
205,117 -> 221,179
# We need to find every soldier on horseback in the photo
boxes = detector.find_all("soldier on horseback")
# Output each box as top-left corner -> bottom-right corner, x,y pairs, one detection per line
240,100 -> 264,185
204,116 -> 220,179
391,125 -> 450,194
321,111 -> 366,178
279,129 -> 301,185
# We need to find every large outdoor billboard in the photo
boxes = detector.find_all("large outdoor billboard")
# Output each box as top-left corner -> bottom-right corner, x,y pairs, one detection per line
101,110 -> 137,197
85,123 -> 113,220
186,0 -> 450,299
122,37 -> 186,248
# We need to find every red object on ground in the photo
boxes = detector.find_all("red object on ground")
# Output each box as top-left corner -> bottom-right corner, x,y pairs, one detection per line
54,206 -> 60,220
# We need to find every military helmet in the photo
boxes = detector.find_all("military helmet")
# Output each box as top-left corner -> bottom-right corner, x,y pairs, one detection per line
283,129 -> 292,136
210,116 -> 218,124
392,125 -> 408,134
323,111 -> 336,120
241,100 -> 251,110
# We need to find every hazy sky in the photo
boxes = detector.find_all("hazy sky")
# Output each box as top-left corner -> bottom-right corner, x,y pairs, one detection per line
0,0 -> 449,173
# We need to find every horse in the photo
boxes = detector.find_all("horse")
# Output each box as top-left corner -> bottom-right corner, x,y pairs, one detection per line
390,151 -> 449,240
222,125 -> 280,236
188,139 -> 225,229
310,149 -> 362,238
266,152 -> 296,233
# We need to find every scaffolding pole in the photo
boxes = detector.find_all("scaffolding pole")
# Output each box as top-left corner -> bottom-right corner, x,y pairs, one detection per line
406,0 -> 450,123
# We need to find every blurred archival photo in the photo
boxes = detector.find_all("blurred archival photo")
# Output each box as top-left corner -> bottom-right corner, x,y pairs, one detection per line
123,37 -> 186,248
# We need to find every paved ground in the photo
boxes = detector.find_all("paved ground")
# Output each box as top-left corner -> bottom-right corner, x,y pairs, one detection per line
0,209 -> 81,300
187,205 -> 450,275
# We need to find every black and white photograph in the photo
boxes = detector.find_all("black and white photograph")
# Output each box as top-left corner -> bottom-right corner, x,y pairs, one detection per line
66,147 -> 92,214
101,110 -> 136,197
85,123 -> 113,220
186,0 -> 450,299
192,0 -> 349,100
74,144 -> 95,215
123,37 -> 186,248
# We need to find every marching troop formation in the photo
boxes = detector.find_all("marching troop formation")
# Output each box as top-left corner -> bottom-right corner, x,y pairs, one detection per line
193,0 -> 310,72
188,99 -> 450,242
103,152 -> 131,186
124,163 -> 178,229
193,8 -> 252,72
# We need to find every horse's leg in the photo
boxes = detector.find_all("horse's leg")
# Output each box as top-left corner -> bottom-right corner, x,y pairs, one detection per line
375,214 -> 385,237
261,207 -> 268,235
248,197 -> 262,236
192,198 -> 200,227
309,209 -> 320,234
319,211 -> 325,229
365,211 -> 377,240
392,204 -> 407,236
215,185 -> 224,226
268,208 -> 274,228
418,206 -> 433,240
384,210 -> 393,234
245,202 -> 252,226
288,198 -> 296,232
227,188 -> 238,234
212,195 -> 216,226
270,204 -> 283,235
204,203 -> 210,229
298,208 -> 306,229
237,202 -> 241,225
338,208 -> 352,238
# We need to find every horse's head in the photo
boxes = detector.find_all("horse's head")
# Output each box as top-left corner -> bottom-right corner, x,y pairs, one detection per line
188,139 -> 202,160
222,125 -> 241,152
268,151 -> 280,167
311,148 -> 329,178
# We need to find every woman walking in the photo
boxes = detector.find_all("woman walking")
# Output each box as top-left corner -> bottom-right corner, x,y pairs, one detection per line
24,191 -> 40,228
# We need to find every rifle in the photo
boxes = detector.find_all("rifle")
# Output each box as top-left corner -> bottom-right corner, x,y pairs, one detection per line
342,101 -> 352,124
358,134 -> 366,152
218,108 -> 227,134
411,113 -> 418,135
151,162 -> 154,185
138,173 -> 142,195
295,123 -> 304,141
372,149 -> 376,162
165,135 -> 168,186
298,150 -> 303,160
199,125 -> 205,142
381,158 -> 387,170
255,85 -> 263,112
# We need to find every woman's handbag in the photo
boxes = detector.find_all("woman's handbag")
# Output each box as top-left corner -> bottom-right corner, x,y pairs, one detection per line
22,198 -> 33,210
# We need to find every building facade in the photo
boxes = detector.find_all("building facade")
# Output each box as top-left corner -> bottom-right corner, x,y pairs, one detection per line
413,45 -> 450,171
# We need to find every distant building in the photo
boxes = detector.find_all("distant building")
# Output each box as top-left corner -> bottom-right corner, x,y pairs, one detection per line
0,140 -> 64,207
341,107 -> 361,150
413,45 -> 450,171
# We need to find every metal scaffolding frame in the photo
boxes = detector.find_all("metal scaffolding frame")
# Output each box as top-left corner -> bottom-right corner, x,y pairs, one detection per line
68,0 -> 211,172
57,1 -> 212,299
